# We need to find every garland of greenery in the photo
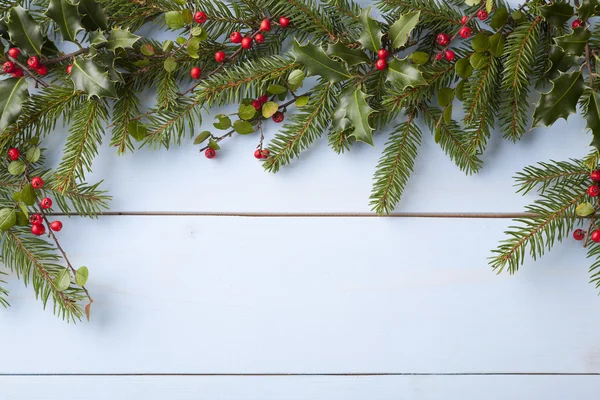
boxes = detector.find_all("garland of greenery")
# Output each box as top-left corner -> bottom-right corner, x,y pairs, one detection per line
0,0 -> 597,321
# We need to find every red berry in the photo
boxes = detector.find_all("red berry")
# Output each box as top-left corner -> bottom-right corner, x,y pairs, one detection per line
258,94 -> 269,104
230,31 -> 243,43
459,26 -> 472,39
375,59 -> 387,70
254,149 -> 263,159
2,61 -> 15,73
190,67 -> 202,79
241,37 -> 253,49
461,15 -> 469,25
11,69 -> 23,78
205,148 -> 216,159
477,10 -> 488,21
573,229 -> 585,241
592,230 -> 600,243
377,49 -> 389,60
444,49 -> 455,61
50,220 -> 63,232
272,111 -> 284,123
40,197 -> 52,209
261,149 -> 270,158
7,48 -> 20,58
251,100 -> 262,110
194,11 -> 207,24
591,170 -> 600,181
215,51 -> 226,63
572,19 -> 582,29
36,65 -> 48,76
436,33 -> 451,46
30,213 -> 42,225
589,185 -> 600,197
66,64 -> 72,74
31,223 -> 45,236
435,52 -> 444,61
279,16 -> 290,28
27,56 -> 40,69
31,176 -> 44,189
260,19 -> 271,32
7,147 -> 19,160
255,33 -> 265,44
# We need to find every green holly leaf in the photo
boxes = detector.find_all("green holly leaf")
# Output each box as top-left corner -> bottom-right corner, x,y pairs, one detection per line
576,201 -> 595,216
326,42 -> 370,66
262,101 -> 279,118
6,6 -> 44,55
488,32 -> 506,57
78,0 -> 108,31
233,120 -> 254,135
292,40 -> 351,83
0,208 -> 16,231
194,131 -> 211,144
540,2 -> 574,27
0,78 -> 29,134
554,27 -> 591,56
20,183 -> 36,206
213,114 -> 231,130
386,57 -> 426,89
75,266 -> 89,286
582,90 -> 600,150
546,45 -> 580,79
340,88 -> 376,145
358,7 -> 383,52
90,30 -> 107,47
107,28 -> 140,52
532,70 -> 586,128
70,59 -> 118,98
165,11 -> 185,29
388,11 -> 420,49
45,0 -> 83,42
578,0 -> 598,20
54,268 -> 71,292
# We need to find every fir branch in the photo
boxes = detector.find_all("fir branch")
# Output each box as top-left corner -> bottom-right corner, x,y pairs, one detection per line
156,72 -> 179,110
269,0 -> 343,43
328,127 -> 354,154
47,179 -> 111,218
377,0 -> 466,34
586,241 -> 600,292
0,271 -> 8,308
515,159 -> 590,195
110,83 -> 142,155
144,97 -> 202,148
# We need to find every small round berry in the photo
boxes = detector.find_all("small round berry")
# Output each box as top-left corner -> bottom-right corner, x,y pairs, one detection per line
260,19 -> 271,32
589,184 -> 600,197
7,48 -> 20,58
254,33 -> 265,44
436,33 -> 451,46
2,61 -> 15,73
66,64 -> 72,74
573,229 -> 585,241
27,56 -> 40,69
279,16 -> 290,28
261,149 -> 270,158
40,197 -> 52,209
215,51 -> 226,63
461,15 -> 469,25
254,149 -> 263,159
7,147 -> 19,161
572,19 -> 582,29
377,49 -> 389,60
241,37 -> 253,50
251,100 -> 262,110
50,220 -> 63,232
31,176 -> 44,189
36,65 -> 48,76
205,148 -> 216,159
435,52 -> 444,61
194,11 -> 207,24
190,67 -> 202,79
459,26 -> 472,39
444,49 -> 455,61
11,69 -> 23,78
592,229 -> 600,243
477,10 -> 488,21
258,94 -> 269,104
31,223 -> 45,236
272,111 -> 284,123
230,31 -> 243,43
591,170 -> 600,181
30,213 -> 42,225
375,59 -> 387,70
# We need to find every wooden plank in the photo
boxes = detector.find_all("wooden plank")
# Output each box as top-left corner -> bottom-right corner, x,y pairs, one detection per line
0,216 -> 598,373
2,375 -> 599,399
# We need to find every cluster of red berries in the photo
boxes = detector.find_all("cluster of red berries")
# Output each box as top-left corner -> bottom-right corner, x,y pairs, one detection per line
434,11 -> 486,61
573,170 -> 600,242
2,49 -> 48,77
375,48 -> 389,71
572,19 -> 583,28
254,148 -> 270,159
7,147 -> 62,236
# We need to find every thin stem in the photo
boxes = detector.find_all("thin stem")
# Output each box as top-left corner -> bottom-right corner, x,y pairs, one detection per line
44,47 -> 91,65
8,55 -> 48,88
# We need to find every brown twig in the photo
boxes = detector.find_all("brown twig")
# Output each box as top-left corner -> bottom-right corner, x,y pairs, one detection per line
7,55 -> 49,88
43,47 -> 91,65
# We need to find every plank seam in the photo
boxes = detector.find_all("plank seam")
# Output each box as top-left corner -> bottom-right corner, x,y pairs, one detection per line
52,212 -> 536,218
1,373 -> 599,376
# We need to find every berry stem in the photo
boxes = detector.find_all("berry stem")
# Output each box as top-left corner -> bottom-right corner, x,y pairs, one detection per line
7,55 -> 48,88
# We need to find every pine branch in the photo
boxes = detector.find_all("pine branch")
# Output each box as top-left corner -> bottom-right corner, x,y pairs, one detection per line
156,72 -> 179,110
110,82 -> 142,155
377,0 -> 468,35
269,0 -> 344,43
586,241 -> 600,292
47,179 -> 111,218
0,271 -> 8,308
144,97 -> 202,148
515,159 -> 589,195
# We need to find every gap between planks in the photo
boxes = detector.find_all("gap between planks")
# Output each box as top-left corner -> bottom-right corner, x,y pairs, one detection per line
50,212 -> 535,218
1,372 -> 598,377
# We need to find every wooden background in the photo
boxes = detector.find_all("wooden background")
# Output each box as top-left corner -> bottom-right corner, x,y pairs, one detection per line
3,0 -> 600,397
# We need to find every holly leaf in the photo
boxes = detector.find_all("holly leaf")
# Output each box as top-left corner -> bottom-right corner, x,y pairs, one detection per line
540,2 -> 574,27
0,208 -> 15,231
0,78 -> 29,134
578,0 -> 599,20
554,27 -> 591,56
292,40 -> 351,83
358,7 -> 383,52
532,70 -> 586,128
45,0 -> 83,42
70,59 -> 118,98
78,0 -> 108,31
546,45 -> 580,79
386,57 -> 426,89
582,90 -> 600,150
107,28 -> 140,52
341,88 -> 376,145
326,42 -> 370,66
6,6 -> 44,55
388,11 -> 420,49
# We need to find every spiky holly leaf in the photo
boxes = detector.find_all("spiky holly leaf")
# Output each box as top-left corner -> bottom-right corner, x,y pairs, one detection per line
554,27 -> 591,56
292,40 -> 352,83
578,0 -> 598,20
532,70 -> 586,128
78,0 -> 108,31
6,6 -> 44,55
546,45 -> 580,79
358,7 -> 382,52
45,0 -> 83,42
326,42 -> 370,66
582,90 -> 600,150
386,57 -> 426,89
106,29 -> 141,52
540,2 -> 574,27
0,78 -> 29,133
340,88 -> 376,145
388,11 -> 420,49
70,59 -> 118,98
